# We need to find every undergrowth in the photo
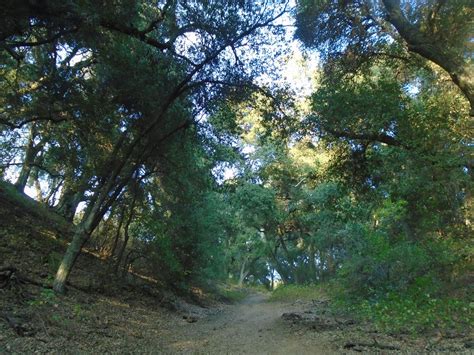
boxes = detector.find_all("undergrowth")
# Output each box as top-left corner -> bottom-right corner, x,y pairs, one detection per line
331,278 -> 474,335
270,282 -> 473,335
335,294 -> 473,334
269,284 -> 327,302
216,284 -> 249,303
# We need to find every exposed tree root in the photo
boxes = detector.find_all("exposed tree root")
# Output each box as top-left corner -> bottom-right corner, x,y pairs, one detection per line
1,313 -> 33,337
344,339 -> 401,351
0,266 -> 51,289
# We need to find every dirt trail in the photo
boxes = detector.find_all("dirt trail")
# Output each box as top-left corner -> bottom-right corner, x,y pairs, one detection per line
162,293 -> 335,354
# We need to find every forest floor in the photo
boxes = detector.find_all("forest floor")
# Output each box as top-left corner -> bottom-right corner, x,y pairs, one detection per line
1,181 -> 473,353
2,284 -> 473,354
157,292 -> 473,354
161,292 -> 333,354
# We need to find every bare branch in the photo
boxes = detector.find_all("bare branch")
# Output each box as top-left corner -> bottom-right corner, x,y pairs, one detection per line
100,20 -> 171,51
5,28 -> 78,48
324,126 -> 405,148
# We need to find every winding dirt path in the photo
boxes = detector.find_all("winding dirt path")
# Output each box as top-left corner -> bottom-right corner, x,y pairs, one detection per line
163,293 -> 335,354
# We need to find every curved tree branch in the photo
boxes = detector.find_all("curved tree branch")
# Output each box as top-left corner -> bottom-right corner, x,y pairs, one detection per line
324,127 -> 404,147
381,0 -> 474,115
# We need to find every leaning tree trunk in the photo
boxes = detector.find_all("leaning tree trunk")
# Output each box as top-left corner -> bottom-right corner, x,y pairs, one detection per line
382,0 -> 474,115
15,162 -> 33,193
31,167 -> 44,202
114,225 -> 131,275
52,109 -> 188,293
15,126 -> 37,192
52,176 -> 117,293
56,175 -> 87,222
52,212 -> 95,294
53,177 -> 118,293
109,205 -> 126,260
53,164 -> 137,293
114,195 -> 137,274
269,248 -> 291,284
15,123 -> 47,193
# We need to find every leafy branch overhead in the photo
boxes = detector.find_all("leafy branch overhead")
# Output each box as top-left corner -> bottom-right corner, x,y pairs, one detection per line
0,0 -> 472,337
296,0 -> 473,115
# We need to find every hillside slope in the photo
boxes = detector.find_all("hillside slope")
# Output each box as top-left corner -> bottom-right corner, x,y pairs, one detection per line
0,182 -> 216,353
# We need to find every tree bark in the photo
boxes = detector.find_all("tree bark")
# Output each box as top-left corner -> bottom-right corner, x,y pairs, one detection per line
114,192 -> 137,273
15,125 -> 38,192
308,241 -> 318,283
270,267 -> 275,290
269,245 -> 291,284
56,174 -> 87,221
31,167 -> 44,202
52,171 -> 129,293
278,234 -> 299,284
52,212 -> 95,294
109,205 -> 126,260
238,258 -> 249,286
114,211 -> 133,274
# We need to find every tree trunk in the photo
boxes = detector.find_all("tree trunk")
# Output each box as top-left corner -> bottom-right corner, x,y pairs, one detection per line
52,214 -> 94,294
114,223 -> 131,274
97,203 -> 118,256
121,249 -> 134,277
269,247 -> 291,284
56,175 -> 86,221
308,241 -> 317,283
278,235 -> 299,283
109,205 -> 126,259
15,127 -> 36,192
238,258 -> 249,286
270,267 -> 274,290
114,194 -> 136,274
326,250 -> 335,277
51,107 -> 187,293
31,167 -> 44,202
15,123 -> 47,193
382,0 -> 474,115
52,176 -> 121,293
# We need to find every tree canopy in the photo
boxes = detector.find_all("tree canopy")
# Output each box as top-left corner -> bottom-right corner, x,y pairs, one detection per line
1,0 -> 472,333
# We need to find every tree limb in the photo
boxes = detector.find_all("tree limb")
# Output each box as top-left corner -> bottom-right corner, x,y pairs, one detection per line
324,127 -> 404,147
381,0 -> 474,115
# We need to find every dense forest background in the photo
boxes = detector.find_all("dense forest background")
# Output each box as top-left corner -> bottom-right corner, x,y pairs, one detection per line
1,0 -> 472,333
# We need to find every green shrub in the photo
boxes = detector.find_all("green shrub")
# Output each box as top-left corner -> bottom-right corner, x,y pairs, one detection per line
269,284 -> 327,302
217,284 -> 249,303
28,288 -> 57,307
334,286 -> 473,334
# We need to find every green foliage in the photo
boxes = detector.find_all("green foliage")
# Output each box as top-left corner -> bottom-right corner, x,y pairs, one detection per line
270,284 -> 327,302
72,304 -> 86,320
336,291 -> 473,334
234,184 -> 279,227
0,1 -> 471,337
1,0 -> 291,293
28,288 -> 57,307
217,284 -> 249,303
